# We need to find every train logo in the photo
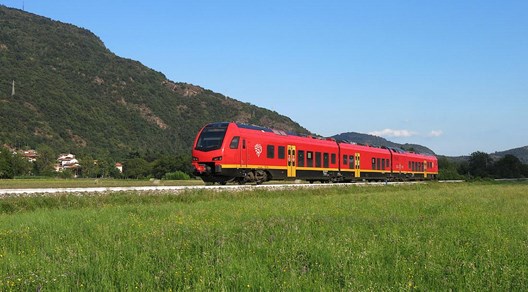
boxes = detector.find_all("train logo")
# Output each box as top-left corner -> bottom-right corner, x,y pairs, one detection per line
255,144 -> 263,157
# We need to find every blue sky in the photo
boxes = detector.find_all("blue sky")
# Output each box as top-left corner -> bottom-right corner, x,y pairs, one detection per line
2,0 -> 527,156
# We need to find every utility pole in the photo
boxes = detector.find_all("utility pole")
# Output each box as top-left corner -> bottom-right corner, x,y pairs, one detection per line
12,80 -> 15,97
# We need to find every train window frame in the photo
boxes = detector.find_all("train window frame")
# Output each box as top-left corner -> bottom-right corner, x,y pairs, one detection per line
323,153 -> 329,168
315,152 -> 322,168
307,151 -> 314,167
278,146 -> 285,159
331,153 -> 336,165
298,150 -> 305,167
267,145 -> 275,159
229,136 -> 240,149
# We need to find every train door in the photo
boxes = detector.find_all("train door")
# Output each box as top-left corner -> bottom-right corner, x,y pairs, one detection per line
240,138 -> 248,168
355,153 -> 360,178
287,145 -> 297,177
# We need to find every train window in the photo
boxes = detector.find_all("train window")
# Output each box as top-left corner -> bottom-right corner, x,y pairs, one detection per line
377,158 -> 381,170
387,159 -> 390,168
315,152 -> 322,167
267,145 -> 275,159
307,151 -> 313,167
242,139 -> 246,149
331,153 -> 336,165
298,150 -> 305,167
278,146 -> 285,159
372,158 -> 376,170
349,156 -> 354,169
323,153 -> 329,168
195,124 -> 228,151
229,136 -> 240,149
381,158 -> 385,170
343,155 -> 348,166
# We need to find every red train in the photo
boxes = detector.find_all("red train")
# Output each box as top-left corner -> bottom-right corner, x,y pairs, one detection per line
192,122 -> 438,184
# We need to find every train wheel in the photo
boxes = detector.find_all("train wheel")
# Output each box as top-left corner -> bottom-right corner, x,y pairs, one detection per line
255,170 -> 267,185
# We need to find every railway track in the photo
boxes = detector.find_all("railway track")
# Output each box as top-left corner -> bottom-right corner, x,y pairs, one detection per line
0,181 -> 439,197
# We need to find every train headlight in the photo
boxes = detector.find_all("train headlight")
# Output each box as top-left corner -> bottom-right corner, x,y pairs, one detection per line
212,156 -> 223,161
192,156 -> 199,161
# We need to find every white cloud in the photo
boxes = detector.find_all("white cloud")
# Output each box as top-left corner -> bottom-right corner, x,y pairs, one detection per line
428,130 -> 443,137
368,129 -> 417,138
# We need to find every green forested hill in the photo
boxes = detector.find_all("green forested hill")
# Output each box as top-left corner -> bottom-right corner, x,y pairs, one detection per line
0,5 -> 309,159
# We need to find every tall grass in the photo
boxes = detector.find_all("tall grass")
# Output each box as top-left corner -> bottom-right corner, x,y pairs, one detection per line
0,182 -> 527,290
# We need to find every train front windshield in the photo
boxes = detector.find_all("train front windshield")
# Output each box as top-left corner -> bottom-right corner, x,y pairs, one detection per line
195,124 -> 228,151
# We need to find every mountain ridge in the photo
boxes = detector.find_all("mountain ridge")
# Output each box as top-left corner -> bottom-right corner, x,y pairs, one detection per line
0,5 -> 309,159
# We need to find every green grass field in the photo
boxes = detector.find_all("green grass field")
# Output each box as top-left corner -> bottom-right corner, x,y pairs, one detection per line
1,182 -> 527,290
0,178 -> 204,189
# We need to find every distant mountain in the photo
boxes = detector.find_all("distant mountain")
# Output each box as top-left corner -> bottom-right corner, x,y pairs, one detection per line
439,146 -> 528,164
0,6 -> 309,159
491,146 -> 528,164
331,132 -> 435,155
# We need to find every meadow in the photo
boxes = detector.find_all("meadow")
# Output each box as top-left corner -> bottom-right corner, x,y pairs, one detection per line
0,182 -> 527,290
0,178 -> 203,189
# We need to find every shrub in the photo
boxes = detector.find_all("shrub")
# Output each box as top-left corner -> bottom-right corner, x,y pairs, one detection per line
163,171 -> 190,180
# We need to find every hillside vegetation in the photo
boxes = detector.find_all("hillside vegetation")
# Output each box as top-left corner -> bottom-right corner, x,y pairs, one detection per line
0,5 -> 308,160
1,182 -> 527,290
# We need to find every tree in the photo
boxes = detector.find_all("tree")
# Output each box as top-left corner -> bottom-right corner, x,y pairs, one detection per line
522,164 -> 528,178
494,154 -> 523,178
11,152 -> 32,176
78,156 -> 99,178
123,158 -> 151,179
150,155 -> 191,179
468,151 -> 493,178
0,147 -> 14,179
437,157 -> 465,180
33,145 -> 56,176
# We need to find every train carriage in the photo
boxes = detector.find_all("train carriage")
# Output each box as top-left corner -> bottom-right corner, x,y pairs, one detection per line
192,122 -> 438,184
